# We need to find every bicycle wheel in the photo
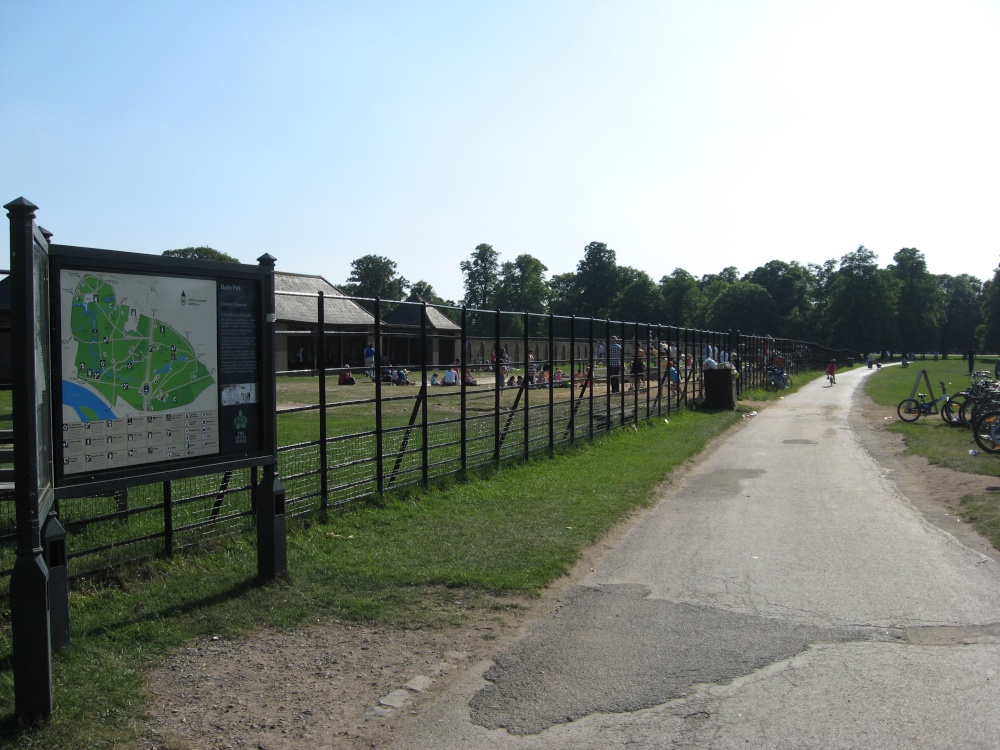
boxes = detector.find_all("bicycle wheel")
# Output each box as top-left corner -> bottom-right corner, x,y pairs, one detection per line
765,376 -> 778,392
897,399 -> 922,422
973,408 -> 1000,454
942,392 -> 969,426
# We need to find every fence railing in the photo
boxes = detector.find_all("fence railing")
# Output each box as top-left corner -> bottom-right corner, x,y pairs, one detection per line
0,294 -> 849,589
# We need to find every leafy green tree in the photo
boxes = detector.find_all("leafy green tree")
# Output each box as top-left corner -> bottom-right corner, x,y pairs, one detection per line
978,260 -> 1000,353
744,260 -> 813,327
938,274 -> 983,353
547,272 -> 580,317
574,241 -> 620,319
341,255 -> 409,300
496,254 -> 549,313
706,281 -> 781,334
460,243 -> 501,311
616,267 -> 663,323
162,246 -> 239,263
408,280 -> 450,307
889,248 -> 944,354
659,269 -> 705,327
822,246 -> 900,353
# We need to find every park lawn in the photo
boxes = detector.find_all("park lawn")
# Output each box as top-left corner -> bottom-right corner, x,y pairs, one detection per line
0,403 -> 741,749
863,356 -> 1000,550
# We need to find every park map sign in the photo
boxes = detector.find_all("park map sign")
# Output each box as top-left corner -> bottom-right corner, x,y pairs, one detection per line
59,270 -> 220,475
48,246 -> 272,489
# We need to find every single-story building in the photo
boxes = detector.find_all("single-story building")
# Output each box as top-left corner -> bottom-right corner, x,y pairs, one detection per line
274,272 -> 376,371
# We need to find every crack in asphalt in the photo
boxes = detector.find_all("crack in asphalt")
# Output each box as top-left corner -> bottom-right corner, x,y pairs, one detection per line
469,583 -> 896,736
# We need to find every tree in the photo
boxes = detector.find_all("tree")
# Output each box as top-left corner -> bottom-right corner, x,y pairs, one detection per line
889,248 -> 944,354
341,255 -> 409,301
547,272 -> 580,317
496,254 -> 549,313
822,246 -> 900,353
616,267 -> 663,324
659,269 -> 705,327
938,274 -> 983,353
574,241 -> 620,319
162,246 -> 239,263
743,260 -> 813,326
408,280 -> 450,307
706,282 -> 781,334
460,244 -> 501,311
978,260 -> 1000,352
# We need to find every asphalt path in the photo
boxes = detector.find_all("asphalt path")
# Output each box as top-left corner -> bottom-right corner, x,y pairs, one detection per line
387,366 -> 1000,749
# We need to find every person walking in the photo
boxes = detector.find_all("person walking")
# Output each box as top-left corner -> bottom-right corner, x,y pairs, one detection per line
968,349 -> 976,377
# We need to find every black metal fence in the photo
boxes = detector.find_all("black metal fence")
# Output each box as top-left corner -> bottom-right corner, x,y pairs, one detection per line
0,293 -> 850,590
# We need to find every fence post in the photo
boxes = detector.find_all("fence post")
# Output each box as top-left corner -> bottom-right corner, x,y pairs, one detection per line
523,311 -> 530,461
421,300 -> 429,485
569,315 -> 576,444
494,309 -> 502,468
318,291 -> 328,516
374,297 -> 384,495
548,313 -> 555,455
164,480 -> 173,556
460,306 -> 468,476
254,254 -> 286,581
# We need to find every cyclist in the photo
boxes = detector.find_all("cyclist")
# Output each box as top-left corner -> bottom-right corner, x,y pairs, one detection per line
826,359 -> 837,385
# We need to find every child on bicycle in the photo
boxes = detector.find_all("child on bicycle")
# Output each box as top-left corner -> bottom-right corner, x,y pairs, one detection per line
826,359 -> 837,385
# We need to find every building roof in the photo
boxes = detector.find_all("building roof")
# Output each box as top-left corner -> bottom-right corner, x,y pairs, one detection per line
274,272 -> 375,327
383,294 -> 461,332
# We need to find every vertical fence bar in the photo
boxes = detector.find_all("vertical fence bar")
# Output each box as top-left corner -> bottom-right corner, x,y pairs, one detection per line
317,292 -> 328,515
569,315 -> 576,444
163,480 -> 173,556
460,306 -> 468,476
548,313 -> 555,455
523,311 -> 530,461
619,320 -> 627,426
421,301 -> 429,486
494,309 -> 502,468
374,297 -> 384,495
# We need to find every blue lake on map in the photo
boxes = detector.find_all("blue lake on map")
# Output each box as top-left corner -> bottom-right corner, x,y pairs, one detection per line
62,380 -> 118,422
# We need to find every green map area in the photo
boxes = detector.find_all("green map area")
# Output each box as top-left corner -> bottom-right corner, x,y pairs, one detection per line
69,275 -> 215,413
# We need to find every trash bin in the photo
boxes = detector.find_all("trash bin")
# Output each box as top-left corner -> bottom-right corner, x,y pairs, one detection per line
703,367 -> 737,410
846,357 -> 855,368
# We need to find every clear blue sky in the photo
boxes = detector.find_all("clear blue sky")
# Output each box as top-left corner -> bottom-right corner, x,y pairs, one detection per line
4,0 -> 999,302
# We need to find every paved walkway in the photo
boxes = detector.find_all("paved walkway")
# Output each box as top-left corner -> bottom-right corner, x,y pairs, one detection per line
387,365 -> 1000,749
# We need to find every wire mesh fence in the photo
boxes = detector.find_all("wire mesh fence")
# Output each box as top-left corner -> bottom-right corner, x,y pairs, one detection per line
0,292 -> 851,591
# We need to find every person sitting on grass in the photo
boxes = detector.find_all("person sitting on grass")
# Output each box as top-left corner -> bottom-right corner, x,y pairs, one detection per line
393,368 -> 411,386
464,368 -> 478,386
441,367 -> 459,386
430,372 -> 439,386
338,369 -> 356,385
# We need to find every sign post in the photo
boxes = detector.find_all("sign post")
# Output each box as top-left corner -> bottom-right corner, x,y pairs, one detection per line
5,197 -> 282,718
6,197 -> 55,720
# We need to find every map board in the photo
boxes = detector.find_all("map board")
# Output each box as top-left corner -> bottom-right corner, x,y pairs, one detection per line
49,248 -> 272,488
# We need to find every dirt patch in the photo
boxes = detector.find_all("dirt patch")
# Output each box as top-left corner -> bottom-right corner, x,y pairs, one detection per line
141,392 -> 999,750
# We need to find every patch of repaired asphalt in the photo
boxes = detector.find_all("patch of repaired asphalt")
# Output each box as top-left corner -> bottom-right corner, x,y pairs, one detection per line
470,583 -> 894,735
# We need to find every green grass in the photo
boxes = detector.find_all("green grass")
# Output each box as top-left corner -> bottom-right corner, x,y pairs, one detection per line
0,405 -> 739,748
863,356 -> 1000,550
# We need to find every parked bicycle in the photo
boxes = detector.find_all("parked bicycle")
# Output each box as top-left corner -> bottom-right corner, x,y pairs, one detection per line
897,382 -> 949,422
764,365 -> 792,392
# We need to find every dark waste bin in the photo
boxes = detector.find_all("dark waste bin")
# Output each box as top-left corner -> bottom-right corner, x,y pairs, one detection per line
846,357 -> 855,368
703,367 -> 737,410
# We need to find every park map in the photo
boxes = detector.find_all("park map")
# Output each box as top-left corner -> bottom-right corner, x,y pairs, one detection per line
59,271 -> 220,476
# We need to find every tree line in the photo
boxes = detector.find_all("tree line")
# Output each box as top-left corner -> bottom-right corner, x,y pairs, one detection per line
163,243 -> 1000,355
